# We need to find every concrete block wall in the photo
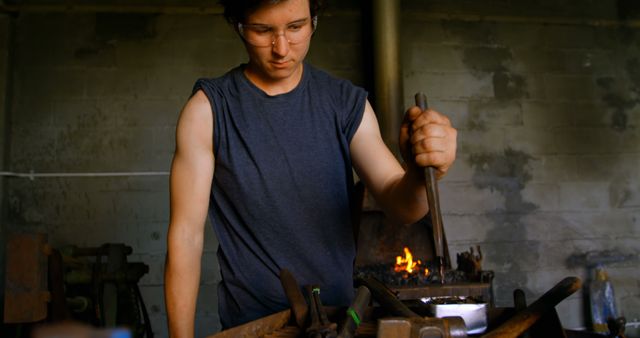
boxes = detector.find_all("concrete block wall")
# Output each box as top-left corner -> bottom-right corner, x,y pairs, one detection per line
2,0 -> 638,336
401,0 -> 640,330
0,14 -> 12,321
3,5 -> 364,337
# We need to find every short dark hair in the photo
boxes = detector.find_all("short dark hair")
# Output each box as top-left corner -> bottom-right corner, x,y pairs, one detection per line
219,0 -> 325,25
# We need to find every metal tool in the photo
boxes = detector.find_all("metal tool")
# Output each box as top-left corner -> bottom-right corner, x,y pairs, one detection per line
279,269 -> 308,328
306,285 -> 337,338
425,298 -> 487,335
414,92 -> 446,284
337,286 -> 371,338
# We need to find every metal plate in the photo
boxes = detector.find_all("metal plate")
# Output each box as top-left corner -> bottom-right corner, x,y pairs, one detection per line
421,297 -> 488,335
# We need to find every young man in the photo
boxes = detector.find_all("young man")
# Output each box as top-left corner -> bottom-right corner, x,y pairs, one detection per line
164,0 -> 457,336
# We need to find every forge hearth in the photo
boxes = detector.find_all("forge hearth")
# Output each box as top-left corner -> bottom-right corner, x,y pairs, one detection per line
354,205 -> 494,306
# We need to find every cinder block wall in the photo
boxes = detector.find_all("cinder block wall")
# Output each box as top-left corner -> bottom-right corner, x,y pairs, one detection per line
2,1 -> 638,337
0,14 -> 12,321
400,0 -> 640,330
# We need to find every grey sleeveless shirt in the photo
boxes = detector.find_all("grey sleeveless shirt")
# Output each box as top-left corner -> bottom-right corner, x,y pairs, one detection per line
193,63 -> 367,328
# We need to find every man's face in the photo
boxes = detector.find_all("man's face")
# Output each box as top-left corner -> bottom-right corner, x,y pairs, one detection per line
241,0 -> 313,83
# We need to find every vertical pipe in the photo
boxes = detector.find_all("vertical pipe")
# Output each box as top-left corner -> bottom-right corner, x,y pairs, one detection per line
372,0 -> 402,154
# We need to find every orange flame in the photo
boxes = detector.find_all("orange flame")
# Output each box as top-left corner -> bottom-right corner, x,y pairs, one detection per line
395,247 -> 418,273
394,247 -> 430,278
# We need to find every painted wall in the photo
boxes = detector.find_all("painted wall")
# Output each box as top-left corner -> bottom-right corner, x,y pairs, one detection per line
2,1 -> 638,337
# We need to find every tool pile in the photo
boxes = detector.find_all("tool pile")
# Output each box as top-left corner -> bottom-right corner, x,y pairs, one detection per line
276,268 -> 470,338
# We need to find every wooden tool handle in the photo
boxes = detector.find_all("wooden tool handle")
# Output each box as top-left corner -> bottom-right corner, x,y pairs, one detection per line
279,269 -> 308,328
482,277 -> 582,338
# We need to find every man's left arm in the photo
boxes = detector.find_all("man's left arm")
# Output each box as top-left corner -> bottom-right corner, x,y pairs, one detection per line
350,100 -> 457,224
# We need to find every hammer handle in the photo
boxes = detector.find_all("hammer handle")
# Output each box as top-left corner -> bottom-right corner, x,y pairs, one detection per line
482,277 -> 581,338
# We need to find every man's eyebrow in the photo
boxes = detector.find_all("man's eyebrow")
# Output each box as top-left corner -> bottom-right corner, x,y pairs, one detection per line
246,17 -> 309,26
287,17 -> 309,25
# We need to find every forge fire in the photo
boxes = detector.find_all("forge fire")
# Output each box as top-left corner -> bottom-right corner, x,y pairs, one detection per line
355,246 -> 492,286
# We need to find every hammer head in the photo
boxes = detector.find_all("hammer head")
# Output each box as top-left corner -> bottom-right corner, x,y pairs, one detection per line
377,317 -> 467,338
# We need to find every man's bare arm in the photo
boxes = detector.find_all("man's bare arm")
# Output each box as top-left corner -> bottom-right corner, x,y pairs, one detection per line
350,100 -> 456,224
165,90 -> 214,338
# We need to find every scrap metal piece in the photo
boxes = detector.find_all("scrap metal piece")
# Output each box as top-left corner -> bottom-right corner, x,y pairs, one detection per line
456,246 -> 483,278
423,297 -> 487,335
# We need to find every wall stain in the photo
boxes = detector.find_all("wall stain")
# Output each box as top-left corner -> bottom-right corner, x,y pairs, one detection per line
468,148 -> 539,304
467,100 -> 522,132
596,67 -> 637,132
469,148 -> 537,213
493,71 -> 527,100
7,192 -> 26,225
442,21 -> 497,45
610,176 -> 640,208
462,46 -> 511,73
461,46 -> 528,100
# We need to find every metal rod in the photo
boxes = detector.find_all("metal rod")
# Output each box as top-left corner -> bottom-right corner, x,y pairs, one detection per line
414,92 -> 446,284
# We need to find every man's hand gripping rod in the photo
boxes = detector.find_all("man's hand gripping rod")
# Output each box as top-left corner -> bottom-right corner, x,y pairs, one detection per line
415,92 -> 446,284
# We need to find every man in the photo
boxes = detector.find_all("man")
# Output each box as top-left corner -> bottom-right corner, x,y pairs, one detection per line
164,0 -> 457,336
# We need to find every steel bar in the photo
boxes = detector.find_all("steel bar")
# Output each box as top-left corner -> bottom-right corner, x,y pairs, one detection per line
415,92 -> 447,283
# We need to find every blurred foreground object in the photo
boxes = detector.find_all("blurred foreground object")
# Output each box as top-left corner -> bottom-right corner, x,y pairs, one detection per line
3,233 -> 50,323
33,321 -> 131,338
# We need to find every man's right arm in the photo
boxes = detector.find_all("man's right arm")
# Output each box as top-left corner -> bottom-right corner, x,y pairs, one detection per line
165,90 -> 215,338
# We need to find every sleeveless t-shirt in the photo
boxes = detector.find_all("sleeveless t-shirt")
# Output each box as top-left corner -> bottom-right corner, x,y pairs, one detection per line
192,63 -> 367,328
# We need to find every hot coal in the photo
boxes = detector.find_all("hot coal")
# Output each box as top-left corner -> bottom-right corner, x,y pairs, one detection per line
354,263 -> 471,286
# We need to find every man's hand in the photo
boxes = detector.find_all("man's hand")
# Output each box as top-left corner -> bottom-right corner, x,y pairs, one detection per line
399,106 -> 457,180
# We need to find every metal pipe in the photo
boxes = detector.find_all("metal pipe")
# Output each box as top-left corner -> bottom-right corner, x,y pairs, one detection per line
372,0 -> 402,153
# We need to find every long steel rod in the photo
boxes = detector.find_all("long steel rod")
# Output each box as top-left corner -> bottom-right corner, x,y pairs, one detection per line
415,92 -> 446,284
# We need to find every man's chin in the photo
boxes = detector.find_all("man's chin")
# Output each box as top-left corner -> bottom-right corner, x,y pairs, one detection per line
266,64 -> 300,79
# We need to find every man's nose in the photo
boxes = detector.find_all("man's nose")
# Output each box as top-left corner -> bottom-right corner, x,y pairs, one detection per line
272,34 -> 290,57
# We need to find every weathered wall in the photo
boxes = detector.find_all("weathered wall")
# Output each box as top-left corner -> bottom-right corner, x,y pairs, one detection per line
2,0 -> 639,337
401,0 -> 640,330
0,13 -> 13,321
